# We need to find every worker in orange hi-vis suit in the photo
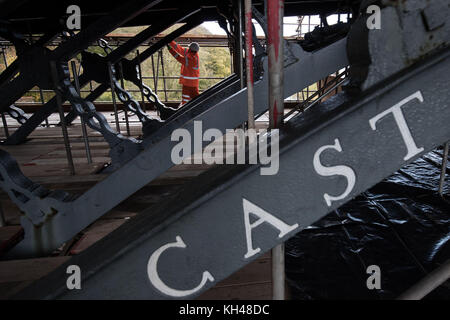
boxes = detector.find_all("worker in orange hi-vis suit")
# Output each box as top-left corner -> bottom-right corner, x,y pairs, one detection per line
167,41 -> 200,106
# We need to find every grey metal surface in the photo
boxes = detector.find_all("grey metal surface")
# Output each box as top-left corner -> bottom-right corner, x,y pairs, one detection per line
15,46 -> 450,299
347,0 -> 449,91
3,37 -> 348,257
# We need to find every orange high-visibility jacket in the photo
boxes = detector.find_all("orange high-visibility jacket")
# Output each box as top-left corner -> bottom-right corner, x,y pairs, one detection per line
168,41 -> 200,87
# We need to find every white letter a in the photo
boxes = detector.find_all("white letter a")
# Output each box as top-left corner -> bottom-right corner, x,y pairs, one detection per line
243,198 -> 299,259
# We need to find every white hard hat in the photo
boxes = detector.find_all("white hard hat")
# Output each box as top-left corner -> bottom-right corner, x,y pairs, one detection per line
189,42 -> 200,52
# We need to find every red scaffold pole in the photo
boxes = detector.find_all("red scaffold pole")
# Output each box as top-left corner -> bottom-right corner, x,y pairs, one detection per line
245,0 -> 255,130
267,0 -> 284,129
267,0 -> 286,300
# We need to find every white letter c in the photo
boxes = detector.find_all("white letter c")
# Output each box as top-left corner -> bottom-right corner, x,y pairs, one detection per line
147,236 -> 215,297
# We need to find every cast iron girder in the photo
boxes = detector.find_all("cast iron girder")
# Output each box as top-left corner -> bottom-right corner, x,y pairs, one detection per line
2,8 -> 207,145
14,44 -> 450,299
1,1 -> 355,33
0,31 -> 59,87
9,0 -> 449,298
4,34 -> 347,257
0,0 -> 164,113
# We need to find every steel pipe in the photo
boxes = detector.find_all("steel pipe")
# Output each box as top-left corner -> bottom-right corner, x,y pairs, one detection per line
398,259 -> 450,300
267,0 -> 286,300
136,50 -> 147,112
238,0 -> 245,89
49,61 -> 75,176
107,62 -> 121,133
267,0 -> 285,129
118,61 -> 131,136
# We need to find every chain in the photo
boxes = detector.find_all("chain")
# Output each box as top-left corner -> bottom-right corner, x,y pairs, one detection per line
111,64 -> 163,126
98,38 -> 113,55
5,105 -> 29,125
56,62 -> 143,169
97,39 -> 165,127
135,75 -> 178,120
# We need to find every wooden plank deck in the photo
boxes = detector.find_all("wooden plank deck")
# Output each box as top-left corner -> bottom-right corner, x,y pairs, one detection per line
0,119 -> 274,300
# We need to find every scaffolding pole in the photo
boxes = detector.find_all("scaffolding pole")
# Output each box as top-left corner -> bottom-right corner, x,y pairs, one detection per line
245,0 -> 255,130
49,61 -> 75,176
71,60 -> 92,163
267,0 -> 286,300
398,259 -> 450,300
267,0 -> 284,129
238,0 -> 245,89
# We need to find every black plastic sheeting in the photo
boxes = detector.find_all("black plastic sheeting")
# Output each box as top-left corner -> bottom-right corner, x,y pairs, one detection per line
286,148 -> 450,299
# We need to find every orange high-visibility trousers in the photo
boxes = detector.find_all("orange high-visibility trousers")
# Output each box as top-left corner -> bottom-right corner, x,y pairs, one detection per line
181,85 -> 199,105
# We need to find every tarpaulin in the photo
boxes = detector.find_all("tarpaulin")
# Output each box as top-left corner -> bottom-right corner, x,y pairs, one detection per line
286,148 -> 450,299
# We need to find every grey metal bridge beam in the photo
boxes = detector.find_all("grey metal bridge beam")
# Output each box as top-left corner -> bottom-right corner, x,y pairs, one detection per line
6,37 -> 348,257
15,46 -> 450,299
